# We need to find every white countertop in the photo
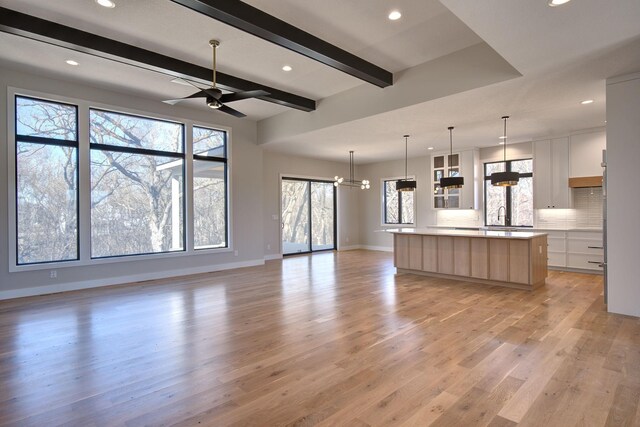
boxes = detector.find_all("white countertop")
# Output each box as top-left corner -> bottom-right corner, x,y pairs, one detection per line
426,225 -> 602,232
387,228 -> 547,240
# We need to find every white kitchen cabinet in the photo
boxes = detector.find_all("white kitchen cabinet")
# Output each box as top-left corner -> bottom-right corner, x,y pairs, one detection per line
533,138 -> 570,209
569,130 -> 606,178
431,148 -> 479,210
546,230 -> 567,268
566,230 -> 603,271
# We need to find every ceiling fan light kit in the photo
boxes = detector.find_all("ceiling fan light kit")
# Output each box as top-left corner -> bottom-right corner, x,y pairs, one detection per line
397,135 -> 417,192
490,116 -> 520,187
163,39 -> 269,118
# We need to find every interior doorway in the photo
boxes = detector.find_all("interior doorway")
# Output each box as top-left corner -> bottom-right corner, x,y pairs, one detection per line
281,178 -> 336,255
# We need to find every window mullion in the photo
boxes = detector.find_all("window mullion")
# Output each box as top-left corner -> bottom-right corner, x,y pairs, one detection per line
78,103 -> 91,262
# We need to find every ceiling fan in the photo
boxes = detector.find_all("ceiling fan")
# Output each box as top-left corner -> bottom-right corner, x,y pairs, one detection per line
163,40 -> 269,118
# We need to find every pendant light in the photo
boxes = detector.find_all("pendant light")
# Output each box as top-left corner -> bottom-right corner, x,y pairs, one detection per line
334,151 -> 370,189
490,116 -> 520,186
440,126 -> 464,189
396,135 -> 417,192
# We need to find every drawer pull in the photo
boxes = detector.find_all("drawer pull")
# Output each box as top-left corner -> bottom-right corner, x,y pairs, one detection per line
587,246 -> 603,249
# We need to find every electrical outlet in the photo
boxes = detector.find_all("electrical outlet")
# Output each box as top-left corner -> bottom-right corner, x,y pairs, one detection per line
346,236 -> 350,243
272,214 -> 278,221
267,244 -> 271,250
49,270 -> 57,279
234,250 -> 238,256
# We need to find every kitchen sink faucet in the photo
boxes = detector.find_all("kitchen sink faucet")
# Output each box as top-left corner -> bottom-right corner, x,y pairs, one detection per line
497,205 -> 506,225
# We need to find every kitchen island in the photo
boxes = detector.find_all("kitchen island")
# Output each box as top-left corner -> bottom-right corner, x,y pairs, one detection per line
390,228 -> 548,290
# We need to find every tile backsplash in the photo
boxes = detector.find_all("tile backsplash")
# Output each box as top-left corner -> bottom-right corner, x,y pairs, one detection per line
436,188 -> 603,229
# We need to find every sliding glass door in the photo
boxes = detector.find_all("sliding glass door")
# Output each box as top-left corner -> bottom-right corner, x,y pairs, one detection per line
282,178 -> 336,255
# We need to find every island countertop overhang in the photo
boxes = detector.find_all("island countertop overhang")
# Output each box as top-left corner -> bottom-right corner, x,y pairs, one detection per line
386,228 -> 547,240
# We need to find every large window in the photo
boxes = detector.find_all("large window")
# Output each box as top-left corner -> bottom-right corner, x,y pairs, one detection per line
15,96 -> 79,265
90,109 -> 185,258
193,126 -> 228,249
11,93 -> 230,268
484,159 -> 533,227
383,179 -> 414,225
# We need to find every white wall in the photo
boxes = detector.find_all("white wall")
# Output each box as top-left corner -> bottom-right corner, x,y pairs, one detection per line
606,71 -> 640,317
358,155 -> 433,250
262,150 -> 360,257
0,66 -> 264,298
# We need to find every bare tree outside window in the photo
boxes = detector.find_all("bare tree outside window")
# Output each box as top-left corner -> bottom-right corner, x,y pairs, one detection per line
90,110 -> 185,257
15,97 -> 78,265
383,179 -> 414,224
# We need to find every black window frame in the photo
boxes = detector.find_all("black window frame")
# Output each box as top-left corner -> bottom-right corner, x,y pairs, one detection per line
192,125 -> 229,250
383,179 -> 415,225
89,107 -> 187,259
281,177 -> 337,256
14,95 -> 80,266
484,159 -> 533,227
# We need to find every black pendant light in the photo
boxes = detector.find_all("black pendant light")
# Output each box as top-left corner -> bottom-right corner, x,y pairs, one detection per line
440,126 -> 464,189
490,116 -> 520,187
397,135 -> 417,192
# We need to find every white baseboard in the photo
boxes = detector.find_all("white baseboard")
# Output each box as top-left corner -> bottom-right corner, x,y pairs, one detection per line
338,245 -> 361,251
360,245 -> 393,252
0,259 -> 265,301
264,254 -> 283,261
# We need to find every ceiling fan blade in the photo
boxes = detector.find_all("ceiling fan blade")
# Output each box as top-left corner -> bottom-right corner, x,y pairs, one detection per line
218,104 -> 246,118
219,90 -> 270,104
163,91 -> 207,105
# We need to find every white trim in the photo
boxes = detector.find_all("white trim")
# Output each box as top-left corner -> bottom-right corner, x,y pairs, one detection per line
264,254 -> 283,261
360,245 -> 393,252
0,259 -> 265,300
338,245 -> 361,251
7,86 -> 233,272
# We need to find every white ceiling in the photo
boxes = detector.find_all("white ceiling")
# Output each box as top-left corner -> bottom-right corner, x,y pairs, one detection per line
1,0 -> 639,163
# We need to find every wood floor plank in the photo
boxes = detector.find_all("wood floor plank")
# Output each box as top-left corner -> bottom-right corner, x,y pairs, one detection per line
0,250 -> 637,426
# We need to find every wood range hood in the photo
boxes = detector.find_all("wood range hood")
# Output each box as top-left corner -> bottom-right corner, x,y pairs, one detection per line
568,176 -> 603,188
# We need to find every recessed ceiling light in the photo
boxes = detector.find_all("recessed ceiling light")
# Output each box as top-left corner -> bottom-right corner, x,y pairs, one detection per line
388,10 -> 402,20
581,99 -> 594,105
498,141 -> 505,145
548,0 -> 571,6
282,65 -> 292,72
427,147 -> 434,150
499,136 -> 507,139
65,60 -> 79,66
96,0 -> 116,8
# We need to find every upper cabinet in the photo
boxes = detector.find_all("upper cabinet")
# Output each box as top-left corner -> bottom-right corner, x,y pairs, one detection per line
431,148 -> 480,209
569,130 -> 606,178
533,138 -> 570,209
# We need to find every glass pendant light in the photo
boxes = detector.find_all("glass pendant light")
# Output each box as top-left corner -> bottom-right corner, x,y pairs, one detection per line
396,135 -> 417,192
440,126 -> 464,189
490,116 -> 520,186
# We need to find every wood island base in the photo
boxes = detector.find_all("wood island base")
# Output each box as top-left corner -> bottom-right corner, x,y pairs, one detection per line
392,229 -> 548,291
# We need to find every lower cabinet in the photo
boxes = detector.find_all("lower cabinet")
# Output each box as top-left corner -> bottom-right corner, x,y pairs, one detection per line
423,236 -> 438,272
489,239 -> 509,282
394,233 -> 548,289
470,238 -> 489,279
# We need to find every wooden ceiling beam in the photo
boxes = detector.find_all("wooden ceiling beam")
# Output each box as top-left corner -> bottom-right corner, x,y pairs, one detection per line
170,0 -> 394,88
0,7 -> 316,112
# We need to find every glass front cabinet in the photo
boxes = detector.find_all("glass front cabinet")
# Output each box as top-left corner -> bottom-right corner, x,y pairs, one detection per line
431,148 -> 480,209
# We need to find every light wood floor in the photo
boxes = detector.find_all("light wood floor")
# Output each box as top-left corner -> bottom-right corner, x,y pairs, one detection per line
0,250 -> 638,426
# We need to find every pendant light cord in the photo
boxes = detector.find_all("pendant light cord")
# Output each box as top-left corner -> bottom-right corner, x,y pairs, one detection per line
502,116 -> 509,162
403,135 -> 410,179
349,150 -> 354,183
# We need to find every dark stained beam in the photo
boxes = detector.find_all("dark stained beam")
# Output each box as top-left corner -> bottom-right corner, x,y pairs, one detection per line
170,0 -> 394,88
0,7 -> 315,112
